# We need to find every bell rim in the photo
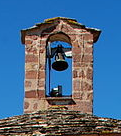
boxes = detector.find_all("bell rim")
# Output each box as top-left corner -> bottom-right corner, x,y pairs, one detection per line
52,60 -> 68,71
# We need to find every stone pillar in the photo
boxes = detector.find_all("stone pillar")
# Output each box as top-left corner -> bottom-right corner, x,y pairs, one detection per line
24,35 -> 47,113
72,34 -> 93,113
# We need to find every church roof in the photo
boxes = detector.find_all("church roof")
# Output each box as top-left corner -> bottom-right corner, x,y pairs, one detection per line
0,106 -> 121,136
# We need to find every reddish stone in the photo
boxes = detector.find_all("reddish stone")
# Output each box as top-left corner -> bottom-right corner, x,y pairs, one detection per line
39,48 -> 45,53
73,92 -> 84,99
24,102 -> 29,109
26,71 -> 37,79
26,35 -> 38,40
25,90 -> 37,98
39,80 -> 44,88
38,90 -> 45,98
79,70 -> 85,78
72,40 -> 79,47
84,34 -> 93,41
25,90 -> 45,98
84,47 -> 93,54
73,62 -> 81,67
80,62 -> 88,67
73,101 -> 92,113
25,81 -> 32,87
61,24 -> 70,33
25,54 -> 38,63
72,47 -> 81,54
39,64 -> 45,70
33,103 -> 38,110
73,55 -> 81,62
82,55 -> 93,62
24,111 -> 32,114
70,34 -> 76,41
87,68 -> 93,80
73,80 -> 80,91
87,92 -> 93,100
26,46 -> 37,54
73,92 -> 80,98
81,81 -> 92,91
31,35 -> 38,40
90,63 -> 93,68
40,40 -> 46,45
39,71 -> 45,79
73,70 -> 78,78
25,40 -> 33,45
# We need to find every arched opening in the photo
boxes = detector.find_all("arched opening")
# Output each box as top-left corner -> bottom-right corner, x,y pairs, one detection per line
46,33 -> 72,97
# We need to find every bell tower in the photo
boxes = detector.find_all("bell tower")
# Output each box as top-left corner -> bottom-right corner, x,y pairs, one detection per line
21,17 -> 101,114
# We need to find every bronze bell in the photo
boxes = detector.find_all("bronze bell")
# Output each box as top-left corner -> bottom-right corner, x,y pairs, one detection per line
52,45 -> 68,71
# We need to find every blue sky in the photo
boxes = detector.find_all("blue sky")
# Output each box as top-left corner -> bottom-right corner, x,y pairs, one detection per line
0,0 -> 121,119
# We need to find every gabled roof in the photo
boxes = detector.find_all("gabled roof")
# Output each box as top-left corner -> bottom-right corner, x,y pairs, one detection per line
0,106 -> 121,135
21,17 -> 101,44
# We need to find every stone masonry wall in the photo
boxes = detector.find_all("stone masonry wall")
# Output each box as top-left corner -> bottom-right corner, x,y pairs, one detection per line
72,33 -> 93,113
24,35 -> 47,113
23,18 -> 94,114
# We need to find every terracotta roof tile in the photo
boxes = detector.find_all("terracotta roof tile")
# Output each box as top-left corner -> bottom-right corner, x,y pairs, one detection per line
0,107 -> 121,135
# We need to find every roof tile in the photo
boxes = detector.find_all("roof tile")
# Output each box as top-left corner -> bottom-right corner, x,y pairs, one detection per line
0,107 -> 121,135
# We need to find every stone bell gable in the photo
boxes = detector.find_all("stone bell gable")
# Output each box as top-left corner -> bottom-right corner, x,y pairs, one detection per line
0,17 -> 121,136
21,17 -> 101,114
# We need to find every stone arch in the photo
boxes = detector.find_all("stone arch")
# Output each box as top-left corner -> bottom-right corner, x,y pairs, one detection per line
45,32 -> 72,97
46,31 -> 72,45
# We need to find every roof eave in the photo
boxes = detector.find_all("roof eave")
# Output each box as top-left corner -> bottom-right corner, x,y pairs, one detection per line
21,17 -> 101,44
86,27 -> 101,43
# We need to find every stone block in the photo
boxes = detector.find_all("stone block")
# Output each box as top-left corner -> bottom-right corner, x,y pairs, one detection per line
81,81 -> 92,91
79,70 -> 85,78
25,40 -> 33,45
38,80 -> 45,88
39,71 -> 45,79
40,39 -> 46,45
87,92 -> 93,100
25,90 -> 37,98
84,47 -> 93,54
73,70 -> 78,78
25,90 -> 45,98
39,64 -> 45,70
25,79 -> 38,91
86,68 -> 93,80
73,101 -> 92,113
25,63 -> 38,71
25,54 -> 38,63
73,80 -> 81,91
70,34 -> 76,41
26,46 -> 38,54
38,90 -> 45,98
73,62 -> 81,67
72,47 -> 82,54
73,55 -> 81,62
82,55 -> 93,62
73,92 -> 84,99
25,81 -> 32,88
33,102 -> 38,110
84,34 -> 93,41
72,40 -> 79,47
24,101 -> 30,109
25,71 -> 37,79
